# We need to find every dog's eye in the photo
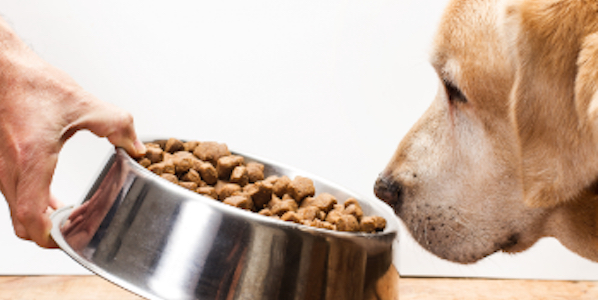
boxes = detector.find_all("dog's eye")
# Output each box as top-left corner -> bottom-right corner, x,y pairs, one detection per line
443,79 -> 467,103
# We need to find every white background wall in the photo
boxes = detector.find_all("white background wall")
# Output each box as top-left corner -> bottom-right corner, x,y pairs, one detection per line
1,0 -> 597,280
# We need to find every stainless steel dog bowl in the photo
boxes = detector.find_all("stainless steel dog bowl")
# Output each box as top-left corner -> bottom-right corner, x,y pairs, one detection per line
51,147 -> 399,300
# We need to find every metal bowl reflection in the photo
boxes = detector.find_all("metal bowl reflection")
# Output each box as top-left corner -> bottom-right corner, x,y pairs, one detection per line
51,147 -> 399,300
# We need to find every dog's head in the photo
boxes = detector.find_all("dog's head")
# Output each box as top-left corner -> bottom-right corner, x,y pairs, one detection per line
375,0 -> 598,263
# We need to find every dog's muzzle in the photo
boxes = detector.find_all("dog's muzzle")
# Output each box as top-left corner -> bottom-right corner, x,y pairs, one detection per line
374,175 -> 403,210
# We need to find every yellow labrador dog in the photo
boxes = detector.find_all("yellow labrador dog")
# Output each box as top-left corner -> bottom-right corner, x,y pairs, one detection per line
374,0 -> 598,263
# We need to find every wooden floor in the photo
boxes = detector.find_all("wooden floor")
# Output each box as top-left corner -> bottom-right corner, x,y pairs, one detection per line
1,276 -> 597,300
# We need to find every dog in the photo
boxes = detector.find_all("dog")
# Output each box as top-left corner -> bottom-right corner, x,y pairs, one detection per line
374,0 -> 598,264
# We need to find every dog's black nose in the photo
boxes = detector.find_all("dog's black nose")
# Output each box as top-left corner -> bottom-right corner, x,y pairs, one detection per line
374,175 -> 403,209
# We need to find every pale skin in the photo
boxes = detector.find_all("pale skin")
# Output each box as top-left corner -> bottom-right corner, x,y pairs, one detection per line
0,17 -> 146,248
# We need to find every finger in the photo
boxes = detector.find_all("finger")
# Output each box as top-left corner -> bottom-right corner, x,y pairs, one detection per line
49,194 -> 64,210
67,99 -> 146,157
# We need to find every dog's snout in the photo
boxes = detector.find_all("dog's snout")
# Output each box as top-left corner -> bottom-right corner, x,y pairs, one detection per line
374,175 -> 403,209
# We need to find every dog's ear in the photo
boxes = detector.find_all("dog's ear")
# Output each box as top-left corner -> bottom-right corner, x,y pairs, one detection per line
503,0 -> 598,207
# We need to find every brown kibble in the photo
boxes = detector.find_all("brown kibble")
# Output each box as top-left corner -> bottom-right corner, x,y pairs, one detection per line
271,199 -> 298,216
165,138 -> 185,153
360,216 -> 386,233
172,152 -> 195,174
215,181 -> 242,200
336,214 -> 360,232
160,173 -> 179,184
145,142 -> 162,149
264,175 -> 278,185
217,155 -> 245,180
183,141 -> 201,152
193,141 -> 231,165
182,169 -> 203,185
300,196 -> 315,208
281,211 -> 302,224
243,181 -> 273,209
267,194 -> 282,209
230,166 -> 249,186
297,206 -> 321,222
178,181 -> 198,191
138,157 -> 151,168
145,147 -> 164,164
194,160 -> 218,185
223,195 -> 253,210
360,217 -> 376,233
258,208 -> 273,216
325,209 -> 344,224
246,162 -> 265,183
148,161 -> 175,175
153,140 -> 168,149
373,216 -> 387,231
344,202 -> 364,221
196,186 -> 218,199
289,176 -> 315,201
272,175 -> 291,197
311,193 -> 337,213
304,219 -> 336,231
139,139 -> 388,234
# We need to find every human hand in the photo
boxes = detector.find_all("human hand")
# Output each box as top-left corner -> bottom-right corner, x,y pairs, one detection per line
0,18 -> 146,248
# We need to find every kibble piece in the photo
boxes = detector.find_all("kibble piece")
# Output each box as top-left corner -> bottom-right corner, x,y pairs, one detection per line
281,211 -> 302,223
258,208 -> 273,216
272,175 -> 291,197
311,193 -> 337,213
360,216 -> 386,233
148,161 -> 175,175
344,200 -> 364,221
153,140 -> 168,149
165,138 -> 185,153
325,209 -> 344,224
243,181 -> 273,209
215,181 -> 242,201
246,162 -> 265,183
336,214 -> 360,232
182,169 -> 204,186
223,195 -> 253,210
172,152 -> 195,174
145,147 -> 164,164
160,173 -> 179,184
217,155 -> 245,180
289,176 -> 315,201
268,194 -> 282,209
360,217 -> 377,233
194,160 -> 218,185
297,206 -> 321,222
193,141 -> 231,165
178,181 -> 198,191
282,194 -> 295,201
371,216 -> 387,231
145,142 -> 162,149
271,199 -> 298,216
196,186 -> 218,199
304,219 -> 336,231
183,141 -> 201,152
230,166 -> 249,186
138,157 -> 151,168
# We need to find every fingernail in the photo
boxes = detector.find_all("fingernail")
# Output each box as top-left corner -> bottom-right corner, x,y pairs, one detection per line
135,139 -> 146,155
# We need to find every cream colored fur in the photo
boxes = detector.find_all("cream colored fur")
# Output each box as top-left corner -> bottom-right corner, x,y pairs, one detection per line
376,0 -> 598,263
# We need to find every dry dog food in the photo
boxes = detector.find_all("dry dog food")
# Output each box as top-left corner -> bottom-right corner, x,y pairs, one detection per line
136,138 -> 386,233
